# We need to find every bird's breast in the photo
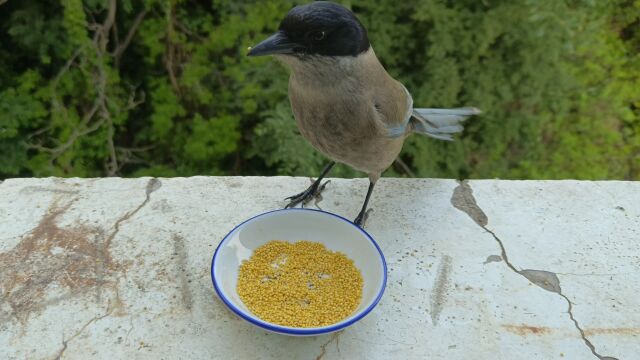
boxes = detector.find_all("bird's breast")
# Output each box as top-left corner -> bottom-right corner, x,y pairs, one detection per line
288,78 -> 402,173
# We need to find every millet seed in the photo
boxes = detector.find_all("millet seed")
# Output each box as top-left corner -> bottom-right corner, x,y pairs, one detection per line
237,240 -> 363,328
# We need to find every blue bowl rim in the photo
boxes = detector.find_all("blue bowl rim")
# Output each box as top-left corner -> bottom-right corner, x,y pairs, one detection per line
210,207 -> 387,335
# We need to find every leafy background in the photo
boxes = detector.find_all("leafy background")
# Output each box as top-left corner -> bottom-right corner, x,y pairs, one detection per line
1,0 -> 638,180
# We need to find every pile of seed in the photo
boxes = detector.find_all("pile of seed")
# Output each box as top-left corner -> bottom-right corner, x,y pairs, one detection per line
237,240 -> 363,328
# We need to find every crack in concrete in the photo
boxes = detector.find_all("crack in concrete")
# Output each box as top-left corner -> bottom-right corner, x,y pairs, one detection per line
480,227 -> 520,274
54,306 -> 113,359
451,180 -> 618,360
97,178 -> 161,302
556,272 -> 630,277
450,180 -> 488,227
315,330 -> 343,360
519,269 -> 561,293
103,178 -> 161,250
560,293 -> 619,360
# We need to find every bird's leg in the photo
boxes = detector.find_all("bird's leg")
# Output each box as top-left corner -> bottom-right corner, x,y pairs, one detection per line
284,161 -> 335,208
353,181 -> 375,227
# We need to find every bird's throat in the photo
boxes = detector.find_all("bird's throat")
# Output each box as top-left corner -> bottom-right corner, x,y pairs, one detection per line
276,48 -> 382,89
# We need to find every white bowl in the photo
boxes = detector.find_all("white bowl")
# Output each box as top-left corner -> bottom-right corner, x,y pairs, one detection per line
210,208 -> 387,336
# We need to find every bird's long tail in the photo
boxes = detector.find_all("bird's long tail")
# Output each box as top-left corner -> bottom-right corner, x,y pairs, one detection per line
410,107 -> 480,141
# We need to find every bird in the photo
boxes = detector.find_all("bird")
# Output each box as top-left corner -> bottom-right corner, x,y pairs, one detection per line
248,1 -> 480,226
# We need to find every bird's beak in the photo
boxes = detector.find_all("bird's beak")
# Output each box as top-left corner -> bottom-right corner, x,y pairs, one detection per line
247,31 -> 299,56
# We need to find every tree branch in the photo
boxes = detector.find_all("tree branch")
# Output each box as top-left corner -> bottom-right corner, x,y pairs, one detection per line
164,4 -> 181,94
114,10 -> 148,65
394,158 -> 416,178
105,109 -> 118,176
173,18 -> 204,40
100,0 -> 118,53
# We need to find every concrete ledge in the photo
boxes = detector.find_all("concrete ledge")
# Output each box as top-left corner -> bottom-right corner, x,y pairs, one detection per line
1,177 -> 638,359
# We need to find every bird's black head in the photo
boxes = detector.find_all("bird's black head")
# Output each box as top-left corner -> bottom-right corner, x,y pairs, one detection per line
248,1 -> 370,58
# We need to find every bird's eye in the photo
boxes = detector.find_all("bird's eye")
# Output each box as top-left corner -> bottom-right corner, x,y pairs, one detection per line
307,31 -> 325,41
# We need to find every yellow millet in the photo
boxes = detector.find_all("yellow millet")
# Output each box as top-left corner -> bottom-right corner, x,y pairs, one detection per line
237,240 -> 363,328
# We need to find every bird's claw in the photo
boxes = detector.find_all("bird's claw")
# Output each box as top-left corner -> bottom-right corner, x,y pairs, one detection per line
353,208 -> 372,227
284,180 -> 330,209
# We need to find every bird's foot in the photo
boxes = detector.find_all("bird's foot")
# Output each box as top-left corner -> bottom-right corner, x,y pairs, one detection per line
353,208 -> 372,227
284,180 -> 330,209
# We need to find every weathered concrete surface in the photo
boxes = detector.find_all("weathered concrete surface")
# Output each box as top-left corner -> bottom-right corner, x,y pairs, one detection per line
0,177 -> 638,360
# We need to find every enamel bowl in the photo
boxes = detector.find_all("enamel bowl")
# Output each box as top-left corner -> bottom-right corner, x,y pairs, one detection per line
210,208 -> 387,336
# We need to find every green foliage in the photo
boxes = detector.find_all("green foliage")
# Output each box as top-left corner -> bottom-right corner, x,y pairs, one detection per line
0,0 -> 638,180
251,102 -> 326,175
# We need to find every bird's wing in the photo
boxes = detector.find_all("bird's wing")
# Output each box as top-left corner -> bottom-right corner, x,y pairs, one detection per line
372,81 -> 414,138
